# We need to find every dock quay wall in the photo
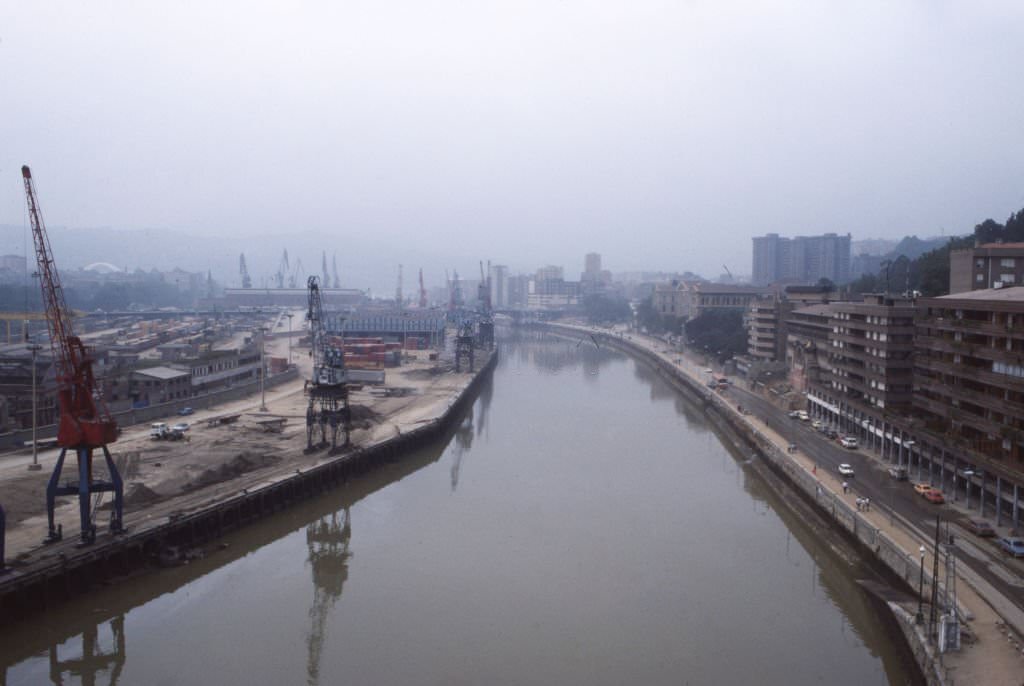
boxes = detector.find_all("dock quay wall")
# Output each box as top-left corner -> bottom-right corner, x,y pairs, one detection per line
0,351 -> 497,623
537,324 -> 944,682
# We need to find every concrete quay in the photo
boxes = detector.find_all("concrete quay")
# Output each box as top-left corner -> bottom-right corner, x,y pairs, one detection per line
0,348 -> 497,623
540,322 -> 1024,686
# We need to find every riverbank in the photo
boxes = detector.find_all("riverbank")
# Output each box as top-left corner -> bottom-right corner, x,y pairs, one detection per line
537,322 -> 1024,685
0,347 -> 497,622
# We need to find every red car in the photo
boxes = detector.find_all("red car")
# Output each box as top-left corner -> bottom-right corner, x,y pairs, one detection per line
923,489 -> 945,504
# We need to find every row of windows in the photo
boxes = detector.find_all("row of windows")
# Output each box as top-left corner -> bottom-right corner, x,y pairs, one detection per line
993,361 -> 1024,378
975,258 -> 1017,268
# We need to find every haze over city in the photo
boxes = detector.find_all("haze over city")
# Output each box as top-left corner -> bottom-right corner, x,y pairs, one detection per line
2,1 -> 1024,291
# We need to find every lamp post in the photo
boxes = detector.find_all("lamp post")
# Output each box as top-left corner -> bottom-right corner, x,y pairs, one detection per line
916,545 -> 926,624
258,327 -> 268,412
27,343 -> 42,471
286,313 -> 294,366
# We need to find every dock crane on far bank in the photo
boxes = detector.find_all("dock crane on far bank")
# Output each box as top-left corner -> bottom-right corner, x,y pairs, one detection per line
239,253 -> 252,289
305,276 -> 350,452
22,165 -> 124,545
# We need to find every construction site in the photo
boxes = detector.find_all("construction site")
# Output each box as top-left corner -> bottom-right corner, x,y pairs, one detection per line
0,166 -> 501,619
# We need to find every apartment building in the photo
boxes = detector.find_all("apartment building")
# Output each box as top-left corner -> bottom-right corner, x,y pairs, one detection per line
949,243 -> 1024,294
807,294 -> 916,448
752,232 -> 852,286
914,287 -> 1024,486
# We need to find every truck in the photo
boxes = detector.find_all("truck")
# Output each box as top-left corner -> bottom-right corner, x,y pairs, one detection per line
150,422 -> 186,441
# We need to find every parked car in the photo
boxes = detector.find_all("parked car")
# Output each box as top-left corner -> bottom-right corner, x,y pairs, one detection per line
838,463 -> 855,477
825,429 -> 839,440
811,419 -> 823,430
788,410 -> 801,419
796,411 -> 810,422
172,422 -> 190,433
998,537 -> 1024,558
965,519 -> 995,537
923,489 -> 945,504
150,422 -> 168,439
840,436 -> 858,449
914,483 -> 933,496
179,407 -> 194,416
888,466 -> 908,481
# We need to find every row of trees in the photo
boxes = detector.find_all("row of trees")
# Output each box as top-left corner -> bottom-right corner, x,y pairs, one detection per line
848,207 -> 1024,297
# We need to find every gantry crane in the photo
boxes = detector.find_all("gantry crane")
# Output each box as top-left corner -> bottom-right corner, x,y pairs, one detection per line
276,249 -> 290,289
239,253 -> 252,289
22,166 -> 124,545
476,260 -> 494,349
305,276 -> 350,451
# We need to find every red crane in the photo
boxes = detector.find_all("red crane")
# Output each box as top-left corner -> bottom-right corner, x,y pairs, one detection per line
22,165 -> 123,544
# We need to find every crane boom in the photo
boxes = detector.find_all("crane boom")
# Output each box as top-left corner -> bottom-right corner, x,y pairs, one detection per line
22,165 -> 123,544
22,166 -> 116,448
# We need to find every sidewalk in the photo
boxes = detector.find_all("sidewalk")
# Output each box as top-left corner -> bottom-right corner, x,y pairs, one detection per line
560,322 -> 1024,683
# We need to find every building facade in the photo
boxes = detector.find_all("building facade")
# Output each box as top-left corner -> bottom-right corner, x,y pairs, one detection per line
752,233 -> 852,286
914,288 -> 1024,485
949,243 -> 1024,294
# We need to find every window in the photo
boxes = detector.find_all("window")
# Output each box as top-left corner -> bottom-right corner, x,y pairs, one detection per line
977,274 -> 984,282
1001,273 -> 1015,284
976,259 -> 985,268
1001,258 -> 1016,268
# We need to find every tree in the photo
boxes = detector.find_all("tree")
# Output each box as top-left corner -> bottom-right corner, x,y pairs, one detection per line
684,310 -> 746,361
582,293 -> 631,324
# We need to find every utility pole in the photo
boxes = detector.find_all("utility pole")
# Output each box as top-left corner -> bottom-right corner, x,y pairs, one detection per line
286,313 -> 294,366
27,343 -> 42,471
259,327 -> 268,412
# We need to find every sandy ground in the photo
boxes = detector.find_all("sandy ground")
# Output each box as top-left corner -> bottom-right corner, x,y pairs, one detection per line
0,336 -> 479,562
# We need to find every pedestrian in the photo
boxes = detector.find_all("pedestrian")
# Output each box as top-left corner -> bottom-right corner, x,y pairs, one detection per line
865,498 -> 870,512
856,498 -> 862,511
812,464 -> 817,475
842,481 -> 849,494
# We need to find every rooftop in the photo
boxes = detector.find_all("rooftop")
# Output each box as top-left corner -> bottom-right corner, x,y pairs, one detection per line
790,303 -> 838,317
132,365 -> 190,380
934,286 -> 1024,302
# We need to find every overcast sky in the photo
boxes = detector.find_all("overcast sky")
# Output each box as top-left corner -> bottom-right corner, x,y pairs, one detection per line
2,1 -> 1024,285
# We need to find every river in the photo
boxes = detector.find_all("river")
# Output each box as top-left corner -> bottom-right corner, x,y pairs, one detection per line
0,331 -> 917,685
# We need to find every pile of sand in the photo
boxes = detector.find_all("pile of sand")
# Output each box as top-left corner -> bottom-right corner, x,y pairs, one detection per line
123,482 -> 162,506
191,451 -> 282,489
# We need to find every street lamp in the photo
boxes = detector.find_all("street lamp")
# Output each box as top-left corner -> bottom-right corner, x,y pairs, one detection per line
258,327 -> 268,412
916,545 -> 926,624
27,343 -> 42,471
286,313 -> 294,366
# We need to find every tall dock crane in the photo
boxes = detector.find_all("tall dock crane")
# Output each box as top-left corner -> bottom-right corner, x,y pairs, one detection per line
305,276 -> 350,451
22,166 -> 124,545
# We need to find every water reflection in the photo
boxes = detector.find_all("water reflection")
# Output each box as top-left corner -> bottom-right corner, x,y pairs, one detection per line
305,509 -> 352,686
45,615 -> 126,686
0,400 -> 474,686
450,414 -> 474,493
0,334 -> 916,685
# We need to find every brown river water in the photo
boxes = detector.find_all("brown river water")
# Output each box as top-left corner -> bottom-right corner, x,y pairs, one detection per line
0,331 -> 917,685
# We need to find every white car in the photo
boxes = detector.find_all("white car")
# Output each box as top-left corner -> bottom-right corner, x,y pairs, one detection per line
840,436 -> 858,449
838,463 -> 855,477
172,422 -> 190,433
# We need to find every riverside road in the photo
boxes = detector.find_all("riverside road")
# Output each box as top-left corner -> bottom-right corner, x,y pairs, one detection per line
726,382 -> 1024,617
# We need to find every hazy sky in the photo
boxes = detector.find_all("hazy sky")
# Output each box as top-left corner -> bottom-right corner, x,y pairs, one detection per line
2,1 -> 1024,285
